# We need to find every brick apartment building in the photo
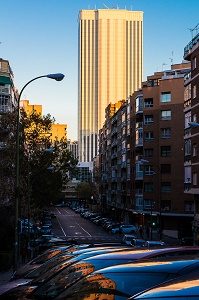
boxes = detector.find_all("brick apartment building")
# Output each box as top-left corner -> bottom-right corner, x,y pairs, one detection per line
184,26 -> 199,242
131,62 -> 194,238
99,100 -> 132,222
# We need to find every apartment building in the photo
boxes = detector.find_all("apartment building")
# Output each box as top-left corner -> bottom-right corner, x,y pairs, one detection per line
20,99 -> 67,143
184,27 -> 199,240
99,100 -> 131,222
131,62 -> 193,238
0,58 -> 18,205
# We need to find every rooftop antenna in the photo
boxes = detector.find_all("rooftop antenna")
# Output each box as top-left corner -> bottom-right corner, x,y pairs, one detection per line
162,63 -> 167,71
169,51 -> 174,65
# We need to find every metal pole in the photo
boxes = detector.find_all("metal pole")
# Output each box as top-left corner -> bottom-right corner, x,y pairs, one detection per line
14,75 -> 49,271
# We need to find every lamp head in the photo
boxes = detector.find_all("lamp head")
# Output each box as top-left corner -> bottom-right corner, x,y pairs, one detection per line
188,122 -> 199,128
47,73 -> 65,81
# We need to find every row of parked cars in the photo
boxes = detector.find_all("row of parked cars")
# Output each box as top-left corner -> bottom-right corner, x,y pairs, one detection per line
2,240 -> 199,299
71,206 -> 138,235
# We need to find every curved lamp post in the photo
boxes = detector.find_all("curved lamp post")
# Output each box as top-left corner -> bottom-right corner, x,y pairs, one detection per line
14,73 -> 64,270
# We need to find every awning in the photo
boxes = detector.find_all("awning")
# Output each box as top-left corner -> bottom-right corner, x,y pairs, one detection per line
0,76 -> 12,85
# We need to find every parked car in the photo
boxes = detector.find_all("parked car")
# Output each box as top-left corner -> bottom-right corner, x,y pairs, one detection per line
40,225 -> 52,235
145,240 -> 166,248
23,246 -> 199,299
111,224 -> 121,234
122,234 -> 137,245
55,258 -> 199,300
130,269 -> 199,300
120,224 -> 138,234
131,238 -> 146,247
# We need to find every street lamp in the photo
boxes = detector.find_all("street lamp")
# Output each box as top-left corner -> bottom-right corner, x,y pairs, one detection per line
188,122 -> 199,127
14,73 -> 64,271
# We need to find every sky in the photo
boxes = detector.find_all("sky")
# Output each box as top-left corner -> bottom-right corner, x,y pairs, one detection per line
0,0 -> 199,140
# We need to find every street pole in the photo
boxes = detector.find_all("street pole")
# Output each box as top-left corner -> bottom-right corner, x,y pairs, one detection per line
14,73 -> 64,271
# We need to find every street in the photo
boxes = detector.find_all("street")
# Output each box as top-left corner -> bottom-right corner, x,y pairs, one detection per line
51,207 -> 122,244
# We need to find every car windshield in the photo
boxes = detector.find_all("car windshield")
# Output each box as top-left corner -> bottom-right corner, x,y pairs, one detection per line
30,249 -> 62,264
56,271 -> 172,300
33,262 -> 95,298
26,254 -> 73,279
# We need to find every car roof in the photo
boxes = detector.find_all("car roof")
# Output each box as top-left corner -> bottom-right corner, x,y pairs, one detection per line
83,247 -> 189,261
94,258 -> 199,274
83,246 -> 199,261
132,270 -> 199,299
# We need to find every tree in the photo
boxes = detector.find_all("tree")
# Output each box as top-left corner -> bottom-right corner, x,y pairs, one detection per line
76,182 -> 93,204
21,111 -> 78,210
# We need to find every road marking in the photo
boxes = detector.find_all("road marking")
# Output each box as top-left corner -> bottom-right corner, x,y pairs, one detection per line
56,208 -> 61,214
76,222 -> 92,237
56,217 -> 67,237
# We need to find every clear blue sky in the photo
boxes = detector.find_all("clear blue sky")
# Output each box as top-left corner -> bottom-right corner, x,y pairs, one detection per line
0,0 -> 199,139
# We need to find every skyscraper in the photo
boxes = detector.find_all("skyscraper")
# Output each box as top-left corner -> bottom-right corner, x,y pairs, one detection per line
78,9 -> 143,162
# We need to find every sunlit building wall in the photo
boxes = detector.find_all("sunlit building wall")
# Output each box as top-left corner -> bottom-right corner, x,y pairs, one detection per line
78,9 -> 143,162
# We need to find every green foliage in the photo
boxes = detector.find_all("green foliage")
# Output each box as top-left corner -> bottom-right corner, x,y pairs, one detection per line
76,182 -> 93,201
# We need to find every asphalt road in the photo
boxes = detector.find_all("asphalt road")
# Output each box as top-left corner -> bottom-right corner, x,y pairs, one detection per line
51,207 -> 122,244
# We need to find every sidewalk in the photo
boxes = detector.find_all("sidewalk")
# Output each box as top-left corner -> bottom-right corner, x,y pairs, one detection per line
0,269 -> 13,285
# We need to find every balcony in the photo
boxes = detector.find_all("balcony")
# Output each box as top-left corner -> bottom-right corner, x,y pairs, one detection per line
184,32 -> 199,59
135,170 -> 143,180
135,194 -> 144,211
135,137 -> 143,147
136,122 -> 143,129
184,72 -> 191,86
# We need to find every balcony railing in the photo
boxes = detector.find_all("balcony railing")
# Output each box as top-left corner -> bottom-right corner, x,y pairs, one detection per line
135,170 -> 143,180
184,32 -> 199,58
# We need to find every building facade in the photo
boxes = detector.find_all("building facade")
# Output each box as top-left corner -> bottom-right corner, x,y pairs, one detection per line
67,140 -> 78,159
131,62 -> 193,239
99,100 -> 131,222
78,9 -> 143,162
20,99 -> 67,143
0,59 -> 18,205
184,27 -> 199,241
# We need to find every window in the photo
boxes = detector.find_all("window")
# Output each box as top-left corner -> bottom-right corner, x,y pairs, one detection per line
144,165 -> 154,175
192,57 -> 197,70
184,84 -> 191,101
161,92 -> 171,103
161,164 -> 171,174
161,110 -> 171,120
185,111 -> 191,129
161,182 -> 171,192
136,96 -> 143,112
144,182 -> 153,192
161,200 -> 171,211
144,199 -> 154,209
144,148 -> 153,157
122,154 -> 126,162
193,114 -> 197,123
193,85 -> 197,98
161,146 -> 171,157
184,201 -> 194,212
144,115 -> 153,124
161,128 -> 171,138
144,98 -> 153,108
185,139 -> 191,156
145,131 -> 154,140
193,173 -> 198,186
193,144 -> 197,157
122,113 -> 126,122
